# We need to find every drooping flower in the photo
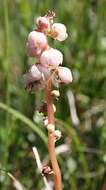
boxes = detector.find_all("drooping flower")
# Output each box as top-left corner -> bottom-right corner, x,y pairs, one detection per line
56,66 -> 73,84
23,64 -> 42,84
27,31 -> 47,57
40,48 -> 63,68
23,63 -> 52,92
23,64 -> 43,92
51,23 -> 68,41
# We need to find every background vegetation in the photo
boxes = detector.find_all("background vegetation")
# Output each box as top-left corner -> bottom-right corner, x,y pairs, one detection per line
0,0 -> 106,189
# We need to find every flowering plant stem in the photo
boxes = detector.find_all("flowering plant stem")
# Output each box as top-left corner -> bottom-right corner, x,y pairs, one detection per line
46,79 -> 62,190
25,11 -> 72,189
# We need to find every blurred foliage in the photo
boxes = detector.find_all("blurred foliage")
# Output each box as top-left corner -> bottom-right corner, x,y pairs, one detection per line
0,0 -> 106,189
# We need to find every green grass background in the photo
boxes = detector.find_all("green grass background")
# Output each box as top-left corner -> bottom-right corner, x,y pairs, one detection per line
0,0 -> 106,189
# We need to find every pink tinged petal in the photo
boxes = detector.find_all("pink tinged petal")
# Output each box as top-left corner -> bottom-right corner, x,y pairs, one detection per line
56,32 -> 68,42
52,23 -> 68,41
40,48 -> 63,68
52,23 -> 67,33
27,31 -> 47,57
30,64 -> 42,80
36,16 -> 50,31
37,64 -> 51,80
27,45 -> 42,57
58,66 -> 73,84
23,65 -> 45,91
23,65 -> 42,85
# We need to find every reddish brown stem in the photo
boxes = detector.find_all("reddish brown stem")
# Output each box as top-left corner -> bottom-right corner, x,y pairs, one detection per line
46,79 -> 62,190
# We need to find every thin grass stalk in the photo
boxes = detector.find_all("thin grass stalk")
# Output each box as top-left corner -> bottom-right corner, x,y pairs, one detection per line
2,1 -> 11,188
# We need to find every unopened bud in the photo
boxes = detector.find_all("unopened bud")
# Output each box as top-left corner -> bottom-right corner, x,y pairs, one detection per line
42,165 -> 54,177
51,90 -> 60,97
54,130 -> 62,140
47,123 -> 55,132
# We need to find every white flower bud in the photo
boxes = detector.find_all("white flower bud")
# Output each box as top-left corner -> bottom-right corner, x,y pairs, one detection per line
44,118 -> 48,126
47,123 -> 55,132
51,90 -> 60,97
54,130 -> 62,140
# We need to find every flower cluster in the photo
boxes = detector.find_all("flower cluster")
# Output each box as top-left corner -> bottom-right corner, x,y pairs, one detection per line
24,11 -> 72,92
24,11 -> 73,189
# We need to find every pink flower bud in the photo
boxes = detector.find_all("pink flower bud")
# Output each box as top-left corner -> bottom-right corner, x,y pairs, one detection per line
52,23 -> 68,41
57,66 -> 73,84
40,48 -> 63,68
36,16 -> 50,32
27,31 -> 47,57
